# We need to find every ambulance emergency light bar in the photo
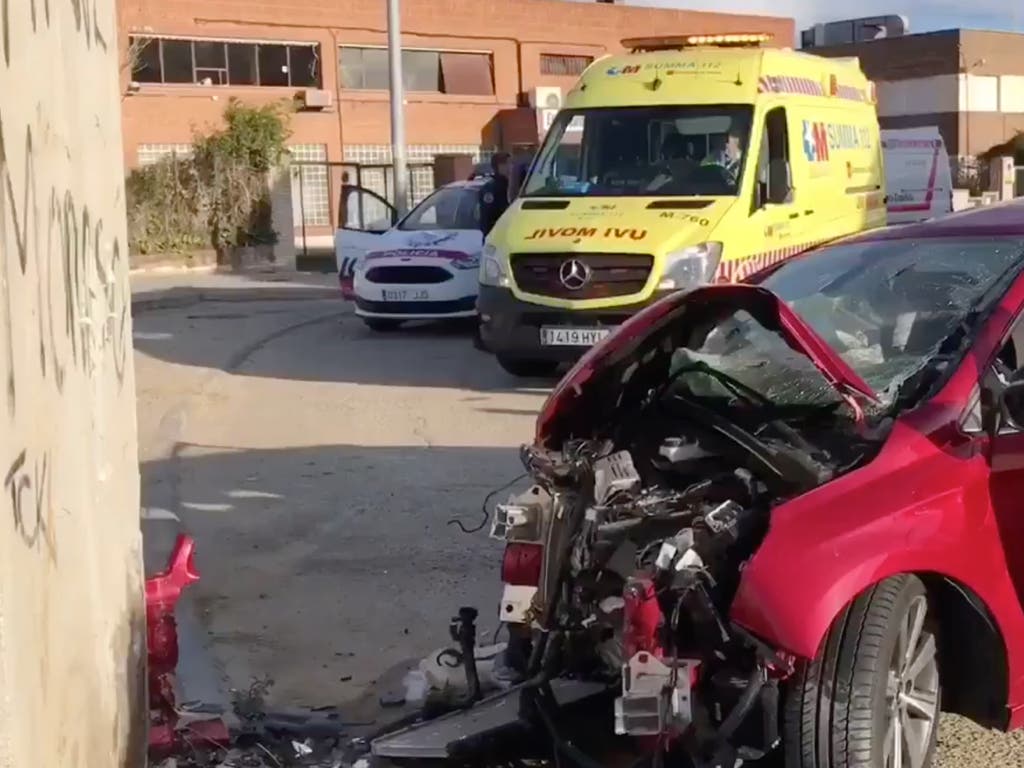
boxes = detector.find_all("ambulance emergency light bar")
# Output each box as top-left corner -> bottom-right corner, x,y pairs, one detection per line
622,33 -> 773,52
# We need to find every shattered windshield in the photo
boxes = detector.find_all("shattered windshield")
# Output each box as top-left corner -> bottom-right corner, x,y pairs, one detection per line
522,105 -> 753,198
670,312 -> 847,411
671,236 -> 1024,411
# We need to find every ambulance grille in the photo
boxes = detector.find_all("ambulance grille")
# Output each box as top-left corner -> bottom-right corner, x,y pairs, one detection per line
511,253 -> 653,299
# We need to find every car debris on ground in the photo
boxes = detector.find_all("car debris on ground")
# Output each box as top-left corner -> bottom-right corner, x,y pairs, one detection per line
147,535 -> 506,768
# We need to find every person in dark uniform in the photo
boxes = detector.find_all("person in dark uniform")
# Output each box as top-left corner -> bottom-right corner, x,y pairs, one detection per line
479,152 -> 511,237
472,153 -> 511,351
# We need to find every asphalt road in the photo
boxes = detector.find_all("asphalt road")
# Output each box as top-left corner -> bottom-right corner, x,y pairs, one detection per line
132,280 -> 1024,765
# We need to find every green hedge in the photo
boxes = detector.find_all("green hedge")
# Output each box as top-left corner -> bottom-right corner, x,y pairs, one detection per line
126,99 -> 292,256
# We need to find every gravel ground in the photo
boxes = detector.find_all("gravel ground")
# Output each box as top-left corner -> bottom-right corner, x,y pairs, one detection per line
937,714 -> 1024,766
132,279 -> 1024,766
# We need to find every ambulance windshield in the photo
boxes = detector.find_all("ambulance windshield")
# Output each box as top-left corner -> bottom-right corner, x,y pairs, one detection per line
521,105 -> 753,198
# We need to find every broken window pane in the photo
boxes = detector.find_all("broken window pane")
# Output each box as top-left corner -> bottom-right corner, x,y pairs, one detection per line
131,37 -> 161,82
162,40 -> 194,83
258,44 -> 290,86
228,43 -> 258,85
289,45 -> 320,87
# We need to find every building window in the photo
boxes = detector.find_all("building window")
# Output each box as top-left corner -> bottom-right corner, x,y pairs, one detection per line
137,143 -> 193,166
129,36 -> 321,88
540,54 -> 593,77
338,46 -> 494,95
289,144 -> 331,227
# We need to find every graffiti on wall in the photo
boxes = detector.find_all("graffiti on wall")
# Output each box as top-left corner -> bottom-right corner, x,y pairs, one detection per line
0,112 -> 130,412
0,0 -> 126,553
2,0 -> 107,67
4,449 -> 57,561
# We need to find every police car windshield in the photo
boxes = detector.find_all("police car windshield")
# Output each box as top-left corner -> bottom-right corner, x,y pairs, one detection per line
522,105 -> 753,198
398,186 -> 480,231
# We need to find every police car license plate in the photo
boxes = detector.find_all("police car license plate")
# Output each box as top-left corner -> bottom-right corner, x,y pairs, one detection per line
540,327 -> 612,346
382,289 -> 429,301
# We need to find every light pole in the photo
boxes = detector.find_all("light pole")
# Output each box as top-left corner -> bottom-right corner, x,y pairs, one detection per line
387,0 -> 409,217
959,49 -> 985,183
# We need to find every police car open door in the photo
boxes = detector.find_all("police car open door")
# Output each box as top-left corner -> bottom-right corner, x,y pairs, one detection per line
335,186 -> 397,281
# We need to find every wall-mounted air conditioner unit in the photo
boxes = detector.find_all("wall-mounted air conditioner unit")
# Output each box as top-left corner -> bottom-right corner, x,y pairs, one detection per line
299,89 -> 333,110
530,86 -> 563,110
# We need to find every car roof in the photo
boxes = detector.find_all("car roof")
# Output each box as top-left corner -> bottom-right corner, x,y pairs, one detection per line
846,199 -> 1024,243
438,178 -> 488,191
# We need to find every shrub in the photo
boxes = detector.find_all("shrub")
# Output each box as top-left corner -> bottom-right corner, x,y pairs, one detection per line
126,99 -> 292,256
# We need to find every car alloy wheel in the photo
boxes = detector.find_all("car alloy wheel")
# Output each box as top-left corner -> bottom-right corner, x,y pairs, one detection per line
784,574 -> 940,768
884,594 -> 940,768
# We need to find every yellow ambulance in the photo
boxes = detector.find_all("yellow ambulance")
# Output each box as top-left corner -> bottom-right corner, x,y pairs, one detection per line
478,33 -> 886,377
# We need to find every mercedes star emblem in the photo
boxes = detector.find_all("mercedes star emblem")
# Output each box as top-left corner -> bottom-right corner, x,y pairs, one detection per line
558,259 -> 591,290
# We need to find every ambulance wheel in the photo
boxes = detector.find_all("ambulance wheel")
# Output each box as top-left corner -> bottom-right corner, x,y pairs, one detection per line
363,318 -> 403,332
496,356 -> 559,378
783,574 -> 940,768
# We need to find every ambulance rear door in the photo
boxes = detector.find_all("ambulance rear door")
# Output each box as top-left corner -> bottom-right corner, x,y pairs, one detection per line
882,127 -> 953,224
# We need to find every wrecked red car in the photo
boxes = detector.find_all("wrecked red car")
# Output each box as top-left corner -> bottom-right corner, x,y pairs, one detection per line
373,201 -> 1024,768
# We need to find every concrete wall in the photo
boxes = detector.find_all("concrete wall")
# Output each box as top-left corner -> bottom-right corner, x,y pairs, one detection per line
0,0 -> 145,766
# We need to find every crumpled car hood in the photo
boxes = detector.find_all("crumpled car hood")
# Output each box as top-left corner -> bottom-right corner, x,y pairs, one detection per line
537,284 -> 878,445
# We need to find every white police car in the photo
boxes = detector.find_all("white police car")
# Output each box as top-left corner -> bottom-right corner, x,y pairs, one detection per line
343,180 -> 486,331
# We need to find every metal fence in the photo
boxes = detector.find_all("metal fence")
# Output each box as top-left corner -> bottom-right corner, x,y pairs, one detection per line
290,160 -> 436,256
339,162 -> 437,213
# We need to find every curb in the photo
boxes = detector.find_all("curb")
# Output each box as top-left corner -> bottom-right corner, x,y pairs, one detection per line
131,285 -> 343,314
129,264 -> 219,276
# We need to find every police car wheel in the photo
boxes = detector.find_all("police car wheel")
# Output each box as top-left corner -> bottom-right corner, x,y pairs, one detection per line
363,318 -> 403,332
496,356 -> 559,378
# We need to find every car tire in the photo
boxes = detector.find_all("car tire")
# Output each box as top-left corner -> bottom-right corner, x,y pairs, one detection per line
784,574 -> 940,768
363,318 -> 403,332
496,356 -> 560,378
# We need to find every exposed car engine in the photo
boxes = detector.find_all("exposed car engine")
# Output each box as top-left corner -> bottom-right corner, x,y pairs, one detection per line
493,390 -> 877,766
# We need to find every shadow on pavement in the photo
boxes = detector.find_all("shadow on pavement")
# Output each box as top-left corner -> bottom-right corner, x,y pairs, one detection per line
131,271 -> 342,315
133,302 -> 559,394
142,441 -> 523,712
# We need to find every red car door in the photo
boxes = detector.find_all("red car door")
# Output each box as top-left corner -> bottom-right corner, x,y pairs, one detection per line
981,295 -> 1024,609
989,369 -> 1024,605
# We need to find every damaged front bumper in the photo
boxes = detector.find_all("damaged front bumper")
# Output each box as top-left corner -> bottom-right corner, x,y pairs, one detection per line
370,679 -> 611,762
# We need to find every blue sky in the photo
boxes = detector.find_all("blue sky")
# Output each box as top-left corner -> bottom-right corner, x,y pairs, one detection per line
590,0 -> 1023,34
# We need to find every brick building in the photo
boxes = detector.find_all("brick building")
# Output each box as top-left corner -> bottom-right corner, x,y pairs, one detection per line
119,0 -> 792,234
809,29 -> 1024,165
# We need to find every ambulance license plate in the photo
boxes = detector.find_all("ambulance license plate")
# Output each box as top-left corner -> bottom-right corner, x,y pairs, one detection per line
540,327 -> 613,347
